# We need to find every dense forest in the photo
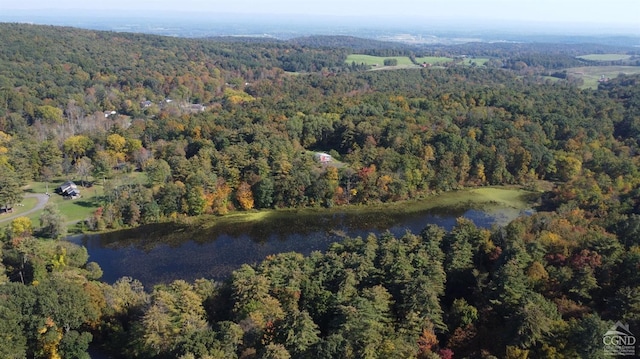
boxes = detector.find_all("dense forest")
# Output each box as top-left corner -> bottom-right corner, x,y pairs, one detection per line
1,23 -> 640,358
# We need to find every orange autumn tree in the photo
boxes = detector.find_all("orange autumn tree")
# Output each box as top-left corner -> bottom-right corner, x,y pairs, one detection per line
417,325 -> 439,358
211,179 -> 232,215
236,181 -> 255,210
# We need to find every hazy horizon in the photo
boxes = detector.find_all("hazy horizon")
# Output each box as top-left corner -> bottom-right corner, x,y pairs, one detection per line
1,2 -> 639,45
2,0 -> 639,36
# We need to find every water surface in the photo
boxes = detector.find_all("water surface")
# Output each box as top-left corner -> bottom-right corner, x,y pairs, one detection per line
70,200 -> 532,287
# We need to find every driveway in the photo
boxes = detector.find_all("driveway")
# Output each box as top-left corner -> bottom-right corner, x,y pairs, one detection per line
0,193 -> 49,225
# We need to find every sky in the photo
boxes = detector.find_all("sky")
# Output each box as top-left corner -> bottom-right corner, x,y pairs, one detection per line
2,0 -> 639,31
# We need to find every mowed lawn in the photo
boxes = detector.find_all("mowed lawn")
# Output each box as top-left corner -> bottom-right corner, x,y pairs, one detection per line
577,54 -> 633,61
19,179 -> 104,226
2,171 -> 148,229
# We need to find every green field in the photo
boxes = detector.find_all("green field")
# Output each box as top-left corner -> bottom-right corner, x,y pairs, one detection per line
566,66 -> 640,89
346,54 -> 415,67
462,57 -> 490,66
346,54 -> 489,69
577,54 -> 633,61
414,56 -> 454,65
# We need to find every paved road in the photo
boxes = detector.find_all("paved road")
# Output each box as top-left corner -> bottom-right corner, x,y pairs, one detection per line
0,193 -> 49,225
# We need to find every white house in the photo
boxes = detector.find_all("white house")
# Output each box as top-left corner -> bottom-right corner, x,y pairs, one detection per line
314,152 -> 332,163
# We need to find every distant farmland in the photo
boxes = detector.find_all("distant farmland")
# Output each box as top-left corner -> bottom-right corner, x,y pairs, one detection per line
414,56 -> 453,65
577,54 -> 633,61
463,57 -> 490,66
566,66 -> 640,89
346,54 -> 489,69
346,54 -> 415,67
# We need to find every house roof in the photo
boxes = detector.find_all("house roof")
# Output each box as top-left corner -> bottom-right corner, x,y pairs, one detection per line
59,181 -> 77,189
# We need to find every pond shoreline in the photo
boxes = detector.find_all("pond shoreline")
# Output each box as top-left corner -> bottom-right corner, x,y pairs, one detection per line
79,186 -> 540,236
69,186 -> 541,287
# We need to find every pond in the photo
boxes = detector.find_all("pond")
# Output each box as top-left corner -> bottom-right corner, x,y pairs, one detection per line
69,188 -> 537,288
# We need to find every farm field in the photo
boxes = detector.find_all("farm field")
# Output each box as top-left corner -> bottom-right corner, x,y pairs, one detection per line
346,54 -> 415,67
462,57 -> 490,66
414,56 -> 454,65
577,54 -> 633,61
347,54 -> 489,68
565,65 -> 640,89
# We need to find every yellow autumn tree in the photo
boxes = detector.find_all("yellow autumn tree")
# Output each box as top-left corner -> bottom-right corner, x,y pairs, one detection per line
10,216 -> 33,239
475,162 -> 487,184
554,151 -> 582,181
212,179 -> 232,215
0,130 -> 10,168
63,135 -> 93,161
527,261 -> 549,282
106,133 -> 127,163
236,181 -> 255,210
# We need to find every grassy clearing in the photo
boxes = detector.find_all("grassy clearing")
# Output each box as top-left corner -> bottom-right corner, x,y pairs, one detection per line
0,171 -> 150,230
462,57 -> 490,66
539,76 -> 562,84
566,66 -> 640,89
24,179 -> 103,224
466,187 -> 536,208
414,56 -> 454,65
346,54 -> 490,70
577,54 -> 632,61
346,54 -> 415,67
2,173 -> 143,228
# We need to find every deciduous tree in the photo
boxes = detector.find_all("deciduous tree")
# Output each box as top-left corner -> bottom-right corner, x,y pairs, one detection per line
39,202 -> 67,239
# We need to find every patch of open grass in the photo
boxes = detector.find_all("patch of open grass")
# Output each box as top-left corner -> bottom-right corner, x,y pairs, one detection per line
467,187 -> 536,208
55,192 -> 104,223
577,54 -> 632,61
17,197 -> 39,214
346,54 -> 490,70
414,56 -> 454,65
346,54 -> 415,67
0,197 -> 38,219
463,57 -> 490,66
18,176 -> 112,226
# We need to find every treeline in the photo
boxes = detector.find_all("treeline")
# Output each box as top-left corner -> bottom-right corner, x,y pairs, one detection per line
288,35 -> 411,53
0,23 -> 350,124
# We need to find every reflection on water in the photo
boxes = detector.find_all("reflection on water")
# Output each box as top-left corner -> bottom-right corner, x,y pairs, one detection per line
69,205 -> 528,287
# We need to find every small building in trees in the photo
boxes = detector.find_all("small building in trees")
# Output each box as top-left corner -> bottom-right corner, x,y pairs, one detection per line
314,152 -> 333,164
57,181 -> 81,199
0,205 -> 13,214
